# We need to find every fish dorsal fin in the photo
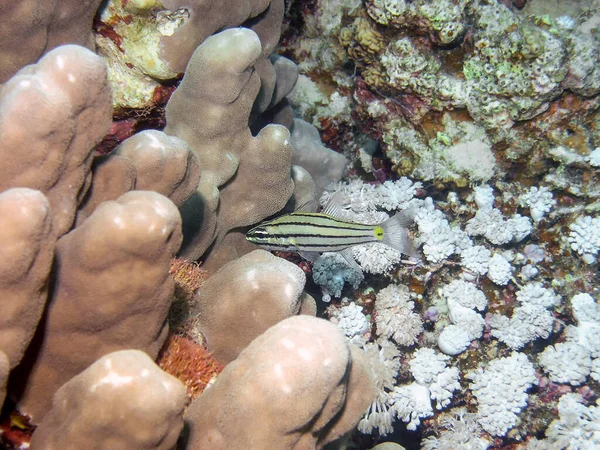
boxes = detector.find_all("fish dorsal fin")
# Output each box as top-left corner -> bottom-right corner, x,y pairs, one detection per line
295,198 -> 318,213
322,191 -> 346,219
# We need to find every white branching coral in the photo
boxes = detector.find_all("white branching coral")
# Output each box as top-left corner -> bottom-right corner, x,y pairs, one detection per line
437,280 -> 487,356
567,215 -> 600,264
487,253 -> 512,286
377,178 -> 422,211
466,208 -> 513,245
508,214 -> 533,243
566,320 -> 600,361
437,325 -> 472,356
539,293 -> 600,385
353,242 -> 402,274
588,147 -> 600,167
571,292 -> 600,324
545,393 -> 600,449
323,177 -> 422,220
362,319 -> 458,434
421,408 -> 491,450
388,382 -> 434,432
473,184 -> 495,209
592,358 -> 600,382
442,279 -> 488,311
358,340 -> 402,435
489,282 -> 559,350
518,186 -> 556,222
409,348 -> 460,410
460,245 -> 491,277
375,284 -> 423,346
448,304 -> 484,341
538,342 -> 592,386
466,208 -> 531,245
415,200 -> 467,263
489,304 -> 553,350
334,302 -> 370,342
467,352 -> 537,437
517,282 -> 560,308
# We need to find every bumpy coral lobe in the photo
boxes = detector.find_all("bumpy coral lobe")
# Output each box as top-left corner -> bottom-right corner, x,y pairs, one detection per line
158,335 -> 223,400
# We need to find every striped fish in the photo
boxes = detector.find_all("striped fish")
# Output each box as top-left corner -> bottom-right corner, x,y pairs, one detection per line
246,193 -> 416,269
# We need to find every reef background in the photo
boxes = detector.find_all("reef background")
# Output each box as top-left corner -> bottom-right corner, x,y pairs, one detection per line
0,0 -> 599,449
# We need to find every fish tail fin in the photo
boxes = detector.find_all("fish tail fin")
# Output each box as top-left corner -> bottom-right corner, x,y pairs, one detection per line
380,209 -> 417,257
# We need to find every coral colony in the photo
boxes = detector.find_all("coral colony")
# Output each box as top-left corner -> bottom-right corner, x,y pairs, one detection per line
0,0 -> 600,449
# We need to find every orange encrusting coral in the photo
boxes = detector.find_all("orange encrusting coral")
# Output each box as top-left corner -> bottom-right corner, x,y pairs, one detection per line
168,258 -> 209,338
158,335 -> 223,400
170,258 -> 207,298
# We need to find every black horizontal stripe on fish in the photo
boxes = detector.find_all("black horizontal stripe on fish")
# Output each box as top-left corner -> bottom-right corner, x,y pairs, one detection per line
266,232 -> 374,240
260,230 -> 375,241
283,242 -> 371,248
250,234 -> 374,243
265,222 -> 372,232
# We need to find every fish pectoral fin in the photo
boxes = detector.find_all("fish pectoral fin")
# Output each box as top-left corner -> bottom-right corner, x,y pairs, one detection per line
322,191 -> 347,219
299,251 -> 320,263
339,248 -> 364,278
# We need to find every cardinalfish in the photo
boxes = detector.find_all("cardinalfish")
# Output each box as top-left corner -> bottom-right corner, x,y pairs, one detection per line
246,192 -> 417,272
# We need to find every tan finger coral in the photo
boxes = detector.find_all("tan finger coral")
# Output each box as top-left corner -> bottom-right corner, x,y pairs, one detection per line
183,315 -> 374,449
217,123 -> 293,232
13,191 -> 182,422
290,118 -> 347,198
0,44 -> 112,237
0,189 -> 54,370
317,345 -> 377,445
265,54 -> 299,113
115,130 -> 200,205
114,129 -> 201,207
29,350 -> 188,450
165,28 -> 294,263
194,250 -> 308,364
76,130 -> 200,224
159,0 -> 283,73
75,155 -> 137,225
0,1 -> 102,82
